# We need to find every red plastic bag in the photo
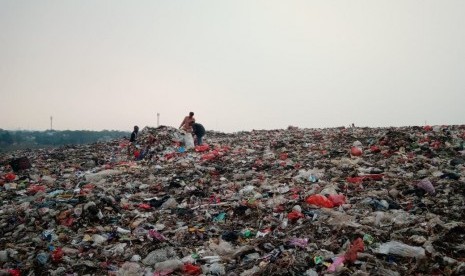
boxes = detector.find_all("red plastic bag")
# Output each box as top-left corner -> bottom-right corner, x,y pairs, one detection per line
201,153 -> 216,161
217,146 -> 230,152
347,174 -> 383,184
370,145 -> 381,153
350,147 -> 362,156
423,125 -> 433,131
51,247 -> 64,262
431,141 -> 441,150
201,150 -> 220,161
287,210 -> 304,222
253,159 -> 264,168
4,173 -> 16,181
8,269 -> 21,276
27,185 -> 46,194
164,152 -> 176,160
346,176 -> 363,184
59,217 -> 74,227
305,194 -> 334,208
148,229 -> 167,241
195,144 -> 210,152
273,204 -> 286,213
138,203 -> 151,210
328,194 -> 346,206
344,237 -> 364,262
182,263 -> 202,275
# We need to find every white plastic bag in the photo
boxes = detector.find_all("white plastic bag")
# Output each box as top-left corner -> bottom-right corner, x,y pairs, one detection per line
183,133 -> 195,149
376,241 -> 425,259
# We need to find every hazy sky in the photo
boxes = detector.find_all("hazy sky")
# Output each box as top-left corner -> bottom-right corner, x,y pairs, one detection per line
1,1 -> 464,133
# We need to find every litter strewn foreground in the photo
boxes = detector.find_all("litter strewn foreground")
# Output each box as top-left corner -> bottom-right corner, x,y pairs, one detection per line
1,125 -> 464,276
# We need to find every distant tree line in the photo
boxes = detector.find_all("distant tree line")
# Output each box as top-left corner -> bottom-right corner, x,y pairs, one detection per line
0,129 -> 129,152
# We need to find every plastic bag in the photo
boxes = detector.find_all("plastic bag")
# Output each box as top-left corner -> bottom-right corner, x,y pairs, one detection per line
305,194 -> 334,208
346,174 -> 383,184
423,125 -> 433,131
8,269 -> 21,276
287,238 -> 308,248
416,178 -> 435,195
327,256 -> 346,272
287,210 -> 304,222
138,203 -> 151,210
183,134 -> 195,149
370,145 -> 381,153
195,144 -> 210,152
148,229 -> 167,242
182,263 -> 202,275
351,147 -> 363,156
4,173 -> 16,181
344,237 -> 364,262
376,240 -> 425,259
28,185 -> 46,194
328,194 -> 346,206
51,247 -> 63,262
201,150 -> 220,161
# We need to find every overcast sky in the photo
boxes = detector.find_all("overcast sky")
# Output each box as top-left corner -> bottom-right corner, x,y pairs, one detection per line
1,0 -> 464,133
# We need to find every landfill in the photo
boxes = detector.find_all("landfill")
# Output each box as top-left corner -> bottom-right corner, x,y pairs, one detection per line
0,125 -> 464,275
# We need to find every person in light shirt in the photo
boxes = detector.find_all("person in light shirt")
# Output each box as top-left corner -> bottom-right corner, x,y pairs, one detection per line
179,112 -> 195,133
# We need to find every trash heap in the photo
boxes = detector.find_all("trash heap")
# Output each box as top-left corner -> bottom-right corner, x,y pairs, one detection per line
1,125 -> 464,275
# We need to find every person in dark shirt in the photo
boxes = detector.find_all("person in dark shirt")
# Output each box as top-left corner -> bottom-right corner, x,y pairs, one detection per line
192,123 -> 205,145
128,125 -> 139,156
130,125 -> 139,143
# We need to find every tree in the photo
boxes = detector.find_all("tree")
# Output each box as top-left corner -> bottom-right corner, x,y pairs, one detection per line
0,130 -> 13,145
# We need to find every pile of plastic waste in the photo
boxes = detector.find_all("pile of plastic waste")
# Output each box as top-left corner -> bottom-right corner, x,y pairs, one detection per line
1,125 -> 464,275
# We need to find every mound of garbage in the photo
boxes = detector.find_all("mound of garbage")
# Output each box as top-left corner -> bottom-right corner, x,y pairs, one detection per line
1,125 -> 464,275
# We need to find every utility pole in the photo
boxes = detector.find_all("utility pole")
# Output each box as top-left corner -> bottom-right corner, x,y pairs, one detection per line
50,116 -> 53,131
157,113 -> 160,127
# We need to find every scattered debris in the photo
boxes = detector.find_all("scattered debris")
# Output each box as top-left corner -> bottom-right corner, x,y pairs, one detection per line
1,125 -> 464,275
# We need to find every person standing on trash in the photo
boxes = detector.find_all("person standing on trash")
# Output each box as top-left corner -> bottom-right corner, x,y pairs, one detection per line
128,125 -> 139,156
179,112 -> 195,133
130,125 -> 139,143
192,122 -> 205,145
